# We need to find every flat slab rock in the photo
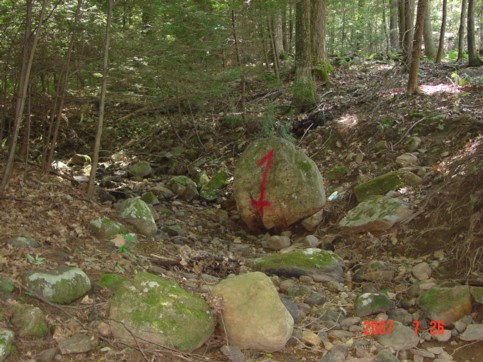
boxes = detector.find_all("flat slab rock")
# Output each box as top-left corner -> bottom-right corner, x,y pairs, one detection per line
339,196 -> 412,232
253,248 -> 343,282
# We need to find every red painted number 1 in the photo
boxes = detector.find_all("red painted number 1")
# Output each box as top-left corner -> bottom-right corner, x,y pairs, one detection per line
251,150 -> 273,217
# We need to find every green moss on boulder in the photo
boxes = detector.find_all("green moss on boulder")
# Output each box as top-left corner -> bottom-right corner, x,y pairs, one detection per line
353,172 -> 402,202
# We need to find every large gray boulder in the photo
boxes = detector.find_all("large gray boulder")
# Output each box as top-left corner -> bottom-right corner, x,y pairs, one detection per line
233,138 -> 326,231
109,272 -> 214,352
212,272 -> 293,352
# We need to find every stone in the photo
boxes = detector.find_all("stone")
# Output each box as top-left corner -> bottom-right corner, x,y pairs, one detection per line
388,308 -> 413,325
301,209 -> 324,231
261,235 -> 291,250
116,197 -> 158,236
253,248 -> 344,282
212,272 -> 293,352
339,196 -> 412,232
459,324 -> 483,341
168,176 -> 199,201
88,217 -> 127,239
319,344 -> 348,362
354,293 -> 395,317
340,317 -> 361,328
109,272 -> 214,352
281,299 -> 305,323
301,235 -> 320,248
23,267 -> 91,304
325,165 -> 348,180
418,285 -> 472,325
377,324 -> 420,350
97,273 -> 128,291
353,172 -> 403,202
58,334 -> 98,354
304,292 -> 326,306
127,161 -> 152,178
5,236 -> 41,248
11,303 -> 49,338
353,260 -> 395,282
405,136 -> 422,152
141,191 -> 159,205
233,137 -> 325,231
199,170 -> 229,201
0,278 -> 15,300
433,329 -> 452,342
301,330 -> 321,347
67,154 -> 91,166
220,345 -> 245,362
149,184 -> 175,200
373,350 -> 399,362
412,262 -> 432,281
36,348 -> 59,362
470,287 -> 483,304
398,170 -> 423,186
0,329 -> 14,362
396,153 -> 418,167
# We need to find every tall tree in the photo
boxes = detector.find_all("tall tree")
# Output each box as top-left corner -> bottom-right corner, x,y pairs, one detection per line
467,0 -> 482,65
423,0 -> 436,59
311,0 -> 330,83
293,0 -> 315,110
435,0 -> 447,63
0,0 -> 47,190
390,0 -> 399,49
408,0 -> 428,93
457,0 -> 467,62
402,0 -> 414,69
87,0 -> 113,198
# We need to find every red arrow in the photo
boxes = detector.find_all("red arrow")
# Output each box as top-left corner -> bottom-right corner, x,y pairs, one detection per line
251,150 -> 273,218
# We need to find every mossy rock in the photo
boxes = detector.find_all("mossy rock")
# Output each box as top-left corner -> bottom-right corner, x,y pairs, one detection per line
167,176 -> 199,201
23,267 -> 91,305
0,329 -> 15,361
97,273 -> 128,291
253,248 -> 343,282
141,191 -> 159,205
116,198 -> 158,236
200,170 -> 229,201
326,165 -> 349,180
67,154 -> 91,166
418,286 -> 472,325
109,272 -> 214,352
89,217 -> 127,239
353,172 -> 402,202
127,161 -> 152,179
11,303 -> 49,338
354,293 -> 395,317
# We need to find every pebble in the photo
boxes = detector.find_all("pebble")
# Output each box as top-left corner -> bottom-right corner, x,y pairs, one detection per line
412,262 -> 432,281
301,330 -> 321,347
433,329 -> 452,342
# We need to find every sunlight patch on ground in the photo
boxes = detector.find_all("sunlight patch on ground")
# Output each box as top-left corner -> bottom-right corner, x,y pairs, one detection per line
337,113 -> 360,128
420,83 -> 461,95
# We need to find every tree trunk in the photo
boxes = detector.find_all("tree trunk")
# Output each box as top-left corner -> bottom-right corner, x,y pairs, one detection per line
268,18 -> 281,81
402,0 -> 414,69
230,9 -> 246,120
311,0 -> 330,83
457,0 -> 467,62
423,0 -> 436,58
0,0 -> 47,190
43,0 -> 84,173
435,0 -> 447,63
272,10 -> 284,58
87,0 -> 113,198
390,0 -> 399,49
382,0 -> 391,54
398,0 -> 406,51
294,0 -> 315,110
408,0 -> 428,93
467,0 -> 482,65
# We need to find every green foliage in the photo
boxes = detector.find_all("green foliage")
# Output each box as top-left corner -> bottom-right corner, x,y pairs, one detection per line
378,118 -> 393,130
26,254 -> 46,265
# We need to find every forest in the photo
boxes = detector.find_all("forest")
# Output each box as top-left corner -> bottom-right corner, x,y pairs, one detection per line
0,0 -> 482,361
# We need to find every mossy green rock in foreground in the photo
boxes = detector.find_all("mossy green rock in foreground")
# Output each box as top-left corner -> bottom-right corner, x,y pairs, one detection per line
233,137 -> 326,231
253,248 -> 343,282
354,293 -> 395,317
88,217 -> 127,239
116,197 -> 158,236
11,303 -> 49,338
353,172 -> 402,202
339,196 -> 412,232
109,272 -> 214,352
23,267 -> 91,305
0,328 -> 15,361
418,285 -> 472,325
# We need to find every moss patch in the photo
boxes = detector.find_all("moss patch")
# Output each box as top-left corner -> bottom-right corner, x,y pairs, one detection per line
353,172 -> 402,202
254,249 -> 337,270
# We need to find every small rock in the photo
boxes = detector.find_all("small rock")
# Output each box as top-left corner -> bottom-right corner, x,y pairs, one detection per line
396,153 -> 418,167
127,161 -> 152,178
262,235 -> 291,250
460,324 -> 483,341
141,191 -> 159,205
373,350 -> 398,362
470,286 -> 483,304
388,308 -> 413,325
340,317 -> 361,328
354,293 -> 395,317
302,235 -> 320,247
116,197 -> 158,236
433,329 -> 452,342
67,154 -> 91,166
5,236 -> 41,248
36,348 -> 59,362
220,345 -> 245,362
0,329 -> 14,361
377,324 -> 419,350
58,334 -> 98,354
281,299 -> 305,323
412,262 -> 432,281
167,176 -> 199,201
301,209 -> 324,231
405,136 -> 422,152
353,172 -> 403,202
301,330 -> 321,347
11,303 -> 49,338
304,292 -> 326,306
354,260 -> 395,282
319,344 -> 348,362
